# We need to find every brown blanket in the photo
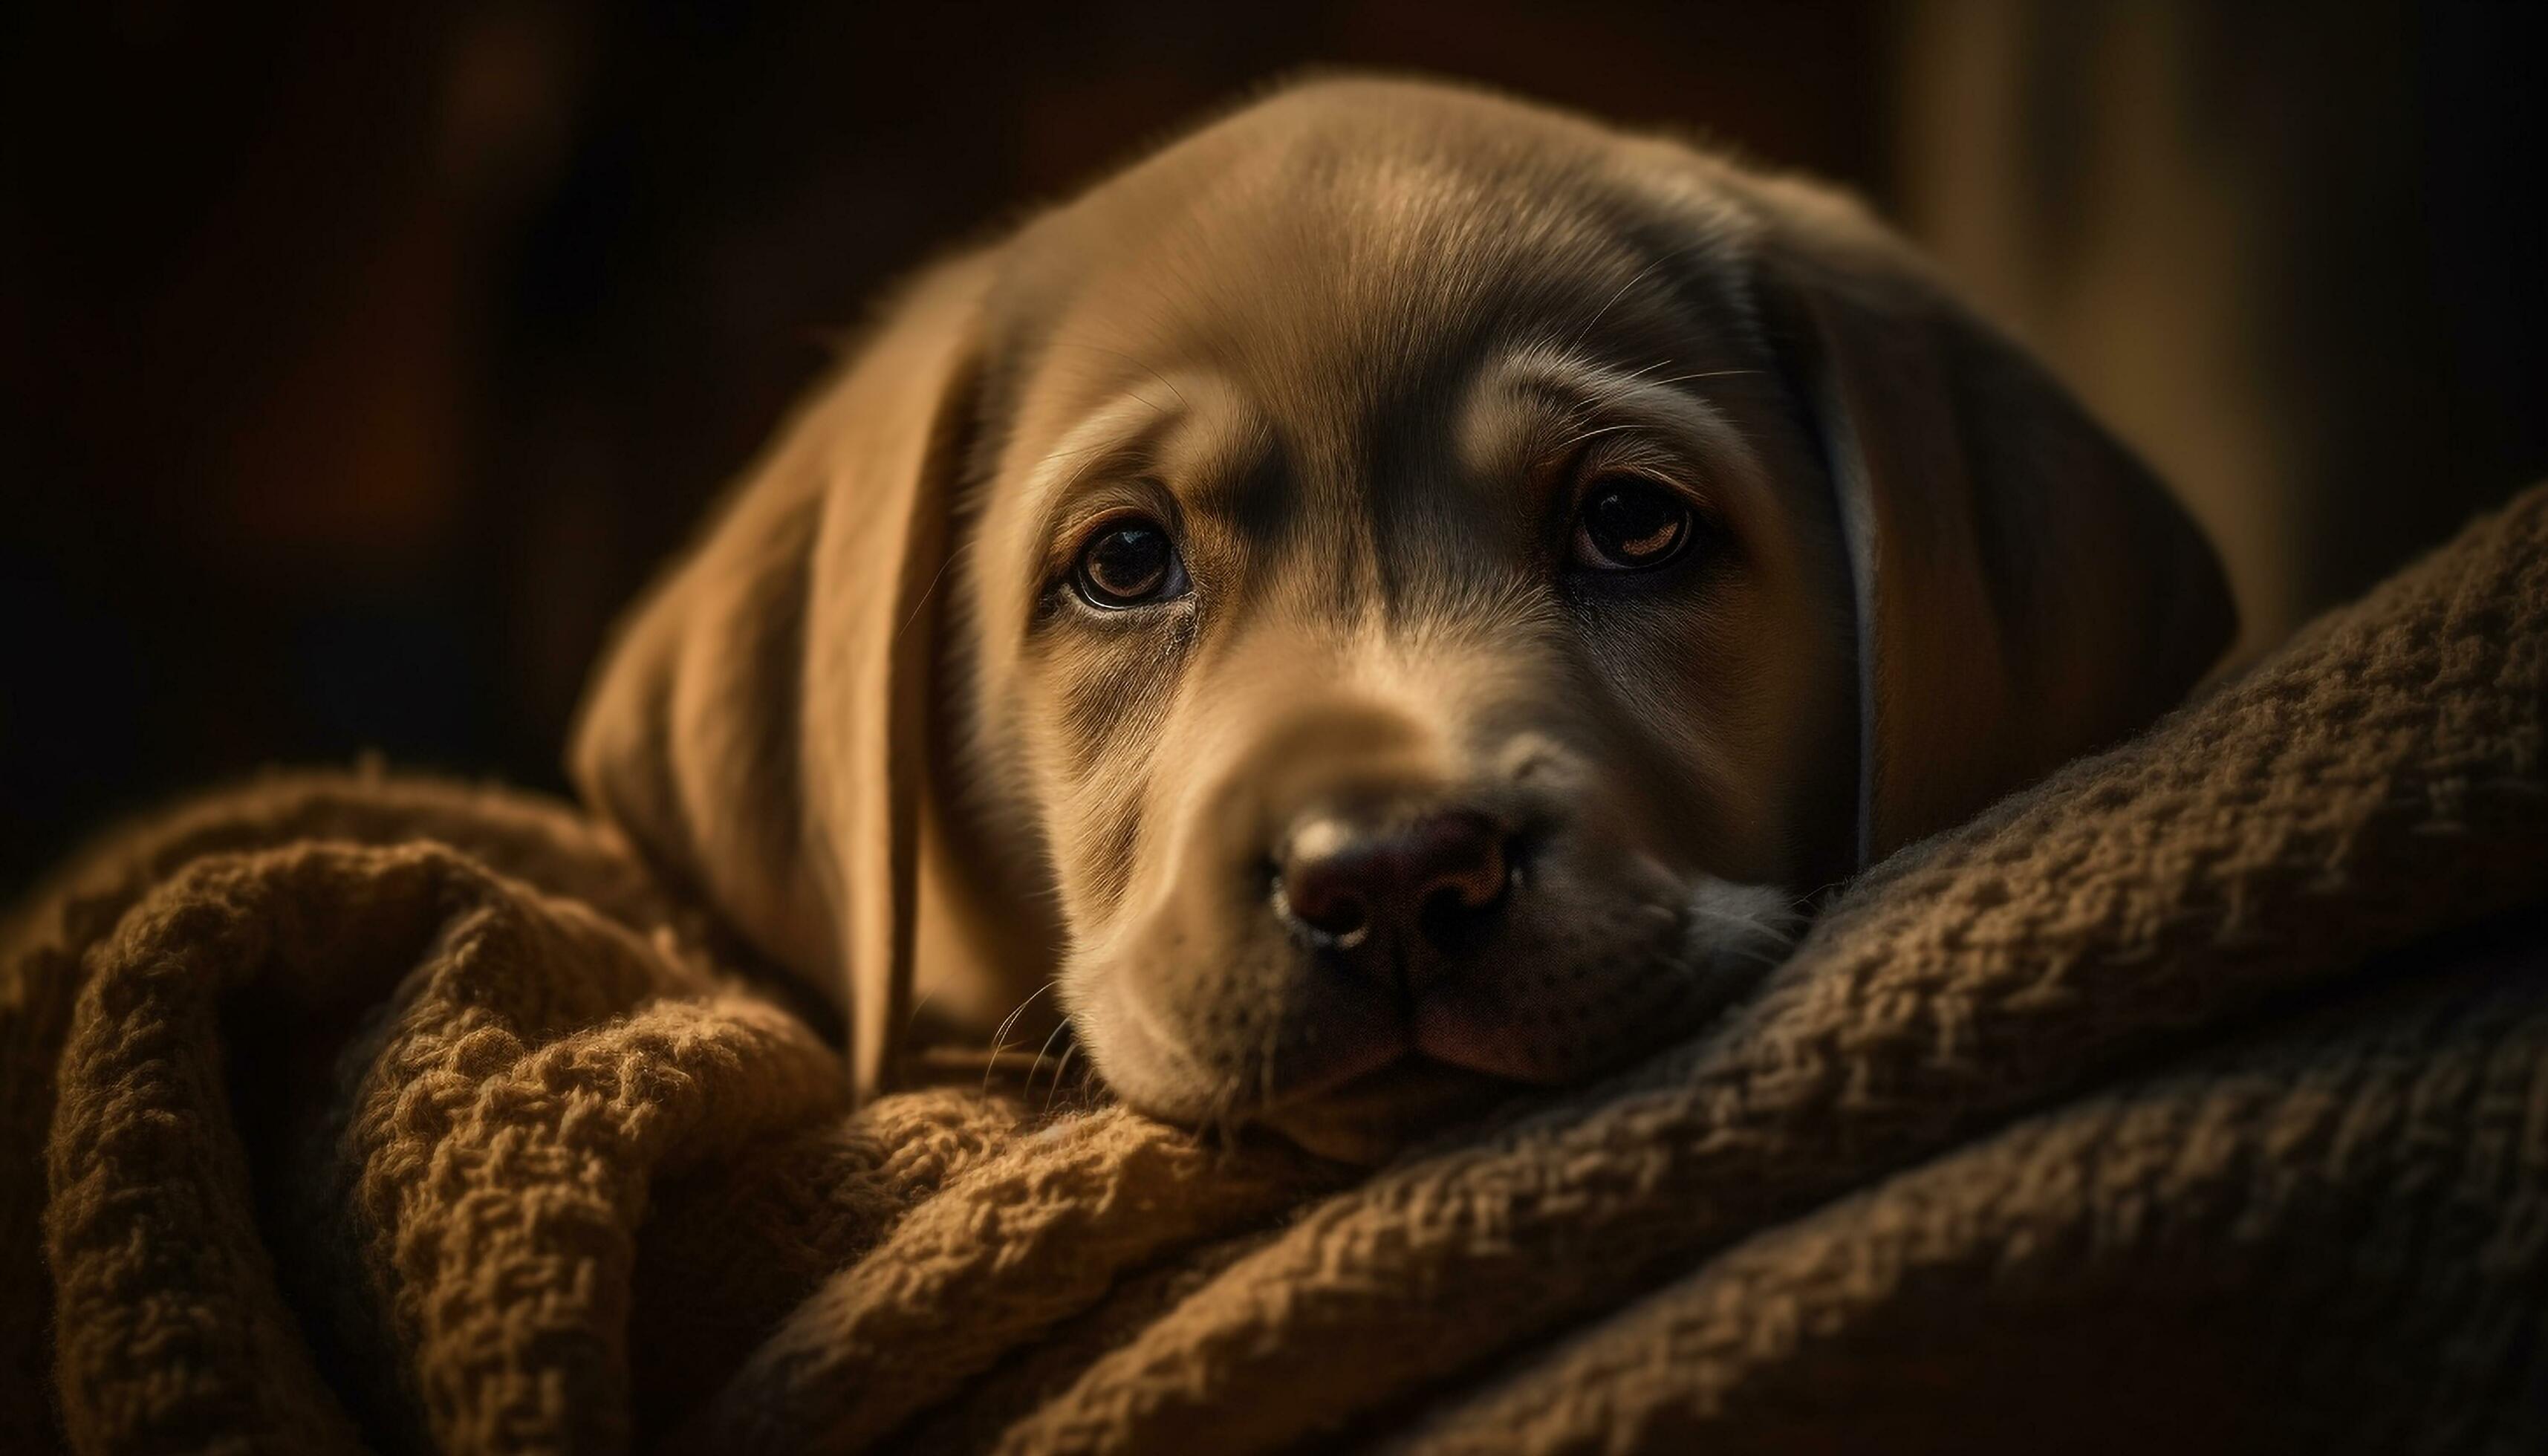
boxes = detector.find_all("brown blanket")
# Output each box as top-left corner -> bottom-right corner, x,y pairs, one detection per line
7,484 -> 2547,1455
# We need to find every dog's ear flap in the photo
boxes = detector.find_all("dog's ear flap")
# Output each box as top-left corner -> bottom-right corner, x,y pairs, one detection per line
570,255 -> 994,1096
1739,177 -> 2235,863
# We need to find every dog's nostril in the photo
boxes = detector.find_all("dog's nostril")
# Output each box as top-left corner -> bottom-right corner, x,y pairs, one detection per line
1275,807 -> 1511,961
1281,873 -> 1373,943
1409,813 -> 1507,911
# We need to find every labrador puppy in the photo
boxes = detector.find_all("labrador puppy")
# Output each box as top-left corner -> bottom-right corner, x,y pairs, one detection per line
570,77 -> 2234,1162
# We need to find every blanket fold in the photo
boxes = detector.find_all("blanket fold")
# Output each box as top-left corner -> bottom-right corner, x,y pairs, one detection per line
6,484 -> 2546,1455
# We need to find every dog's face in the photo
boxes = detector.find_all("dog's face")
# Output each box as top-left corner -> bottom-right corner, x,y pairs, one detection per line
958,109 -> 1857,1154
573,79 -> 2234,1163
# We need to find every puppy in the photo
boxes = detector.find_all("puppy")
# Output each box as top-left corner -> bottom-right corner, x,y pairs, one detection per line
571,77 -> 2233,1162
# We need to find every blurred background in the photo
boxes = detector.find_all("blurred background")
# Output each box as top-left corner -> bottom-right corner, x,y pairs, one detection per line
6,0 -> 2544,894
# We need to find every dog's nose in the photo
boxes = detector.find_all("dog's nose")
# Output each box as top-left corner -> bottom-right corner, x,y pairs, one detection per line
1275,807 -> 1512,974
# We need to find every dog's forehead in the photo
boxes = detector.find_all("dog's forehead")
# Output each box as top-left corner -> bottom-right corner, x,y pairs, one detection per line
998,85 -> 1755,467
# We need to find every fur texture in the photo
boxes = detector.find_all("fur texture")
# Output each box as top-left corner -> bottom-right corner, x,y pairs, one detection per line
571,77 -> 2232,1157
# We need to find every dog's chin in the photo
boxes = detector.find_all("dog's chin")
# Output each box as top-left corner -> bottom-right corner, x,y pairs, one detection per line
1249,1059 -> 1521,1165
1083,877 -> 1801,1160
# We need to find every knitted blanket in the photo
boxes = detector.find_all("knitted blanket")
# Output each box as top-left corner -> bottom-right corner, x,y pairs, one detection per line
7,484 -> 2546,1455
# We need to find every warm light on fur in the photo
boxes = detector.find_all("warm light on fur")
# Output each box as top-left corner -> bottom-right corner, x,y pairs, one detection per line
570,76 -> 2232,1160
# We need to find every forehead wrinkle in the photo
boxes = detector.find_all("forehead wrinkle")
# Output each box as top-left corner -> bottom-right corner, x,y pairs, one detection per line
1079,140 -> 1629,463
1302,164 -> 1619,447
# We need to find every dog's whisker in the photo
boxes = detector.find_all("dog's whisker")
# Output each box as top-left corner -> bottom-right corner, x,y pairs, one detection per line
894,533 -> 977,643
1024,1017 -> 1070,1100
1564,247 -> 1683,354
1043,1041 -> 1083,1115
1073,1053 -> 1108,1114
1579,356 -> 1681,395
1790,876 -> 1854,912
989,980 -> 1054,1050
900,981 -> 940,1033
983,979 -> 1058,1095
1547,420 -> 1649,454
1643,367 -> 1764,389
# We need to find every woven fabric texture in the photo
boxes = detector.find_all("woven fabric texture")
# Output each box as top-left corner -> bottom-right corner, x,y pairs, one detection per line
5,484 -> 2545,1455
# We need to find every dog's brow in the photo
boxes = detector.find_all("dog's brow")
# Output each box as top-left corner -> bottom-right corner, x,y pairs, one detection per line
1024,392 -> 1183,515
1468,348 -> 1771,495
1023,374 -> 1271,543
1043,339 -> 1192,412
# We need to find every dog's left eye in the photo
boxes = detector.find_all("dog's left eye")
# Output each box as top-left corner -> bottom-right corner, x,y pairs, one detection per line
1072,517 -> 1190,609
1570,476 -> 1697,571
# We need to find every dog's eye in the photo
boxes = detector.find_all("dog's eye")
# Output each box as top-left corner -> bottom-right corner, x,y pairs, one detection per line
1072,518 -> 1189,608
1571,477 -> 1696,571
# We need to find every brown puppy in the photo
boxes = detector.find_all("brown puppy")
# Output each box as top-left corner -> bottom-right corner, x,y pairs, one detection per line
571,77 -> 2234,1161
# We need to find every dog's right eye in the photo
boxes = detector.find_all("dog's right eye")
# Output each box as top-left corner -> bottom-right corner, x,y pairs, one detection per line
1570,475 -> 1700,573
1071,518 -> 1189,609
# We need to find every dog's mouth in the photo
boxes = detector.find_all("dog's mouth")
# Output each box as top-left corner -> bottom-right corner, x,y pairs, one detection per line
1236,886 -> 1796,1163
1078,871 -> 1799,1160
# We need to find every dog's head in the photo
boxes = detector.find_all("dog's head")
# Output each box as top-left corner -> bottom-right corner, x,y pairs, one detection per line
571,78 -> 2233,1160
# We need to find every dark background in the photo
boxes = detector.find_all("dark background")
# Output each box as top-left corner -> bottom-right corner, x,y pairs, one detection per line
6,0 -> 2544,895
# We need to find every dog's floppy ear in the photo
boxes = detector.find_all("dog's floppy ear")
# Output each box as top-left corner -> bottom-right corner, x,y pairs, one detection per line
1736,175 -> 2236,864
569,255 -> 994,1096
